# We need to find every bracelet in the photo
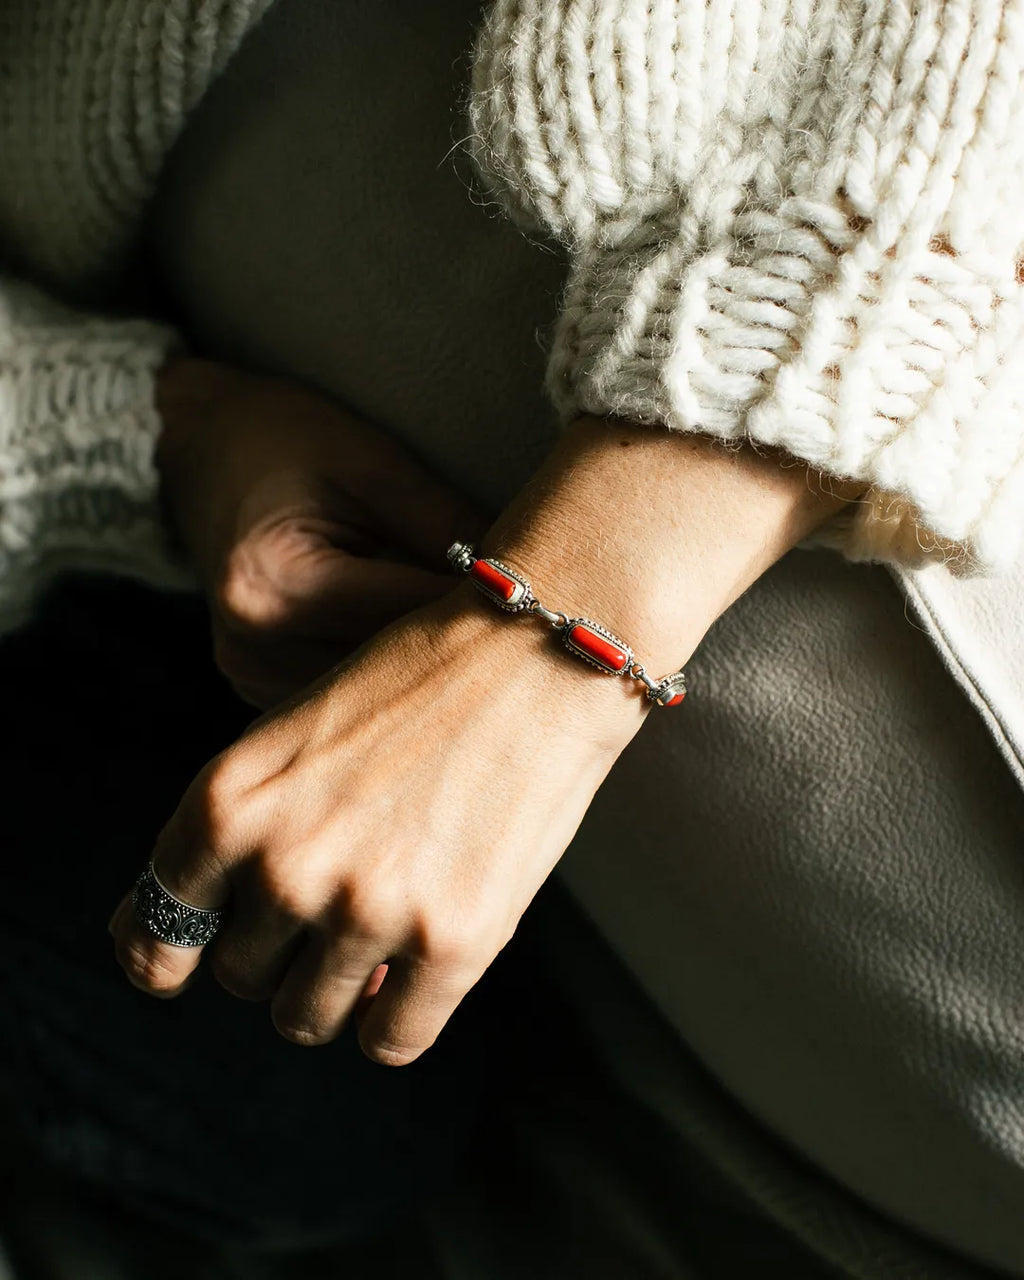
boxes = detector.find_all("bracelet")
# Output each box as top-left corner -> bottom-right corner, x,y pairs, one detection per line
446,542 -> 687,708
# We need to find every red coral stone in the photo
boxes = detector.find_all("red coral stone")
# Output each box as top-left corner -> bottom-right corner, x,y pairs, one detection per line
567,624 -> 630,673
471,559 -> 523,604
665,692 -> 686,707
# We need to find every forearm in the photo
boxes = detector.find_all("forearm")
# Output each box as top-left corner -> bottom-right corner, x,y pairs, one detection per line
446,416 -> 860,736
113,413 -> 860,1058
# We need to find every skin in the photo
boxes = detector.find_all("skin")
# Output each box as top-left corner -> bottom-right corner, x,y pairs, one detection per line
152,357 -> 488,707
109,358 -> 860,1066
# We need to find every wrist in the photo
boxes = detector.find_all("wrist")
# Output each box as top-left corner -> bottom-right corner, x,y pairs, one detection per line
475,416 -> 857,677
422,580 -> 650,759
476,419 -> 712,676
155,357 -> 241,468
479,523 -> 708,683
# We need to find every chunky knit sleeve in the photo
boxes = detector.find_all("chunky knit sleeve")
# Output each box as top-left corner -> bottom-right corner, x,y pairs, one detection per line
0,279 -> 190,632
470,0 -> 1024,573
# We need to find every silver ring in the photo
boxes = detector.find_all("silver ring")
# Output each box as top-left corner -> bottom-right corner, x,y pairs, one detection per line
131,861 -> 223,948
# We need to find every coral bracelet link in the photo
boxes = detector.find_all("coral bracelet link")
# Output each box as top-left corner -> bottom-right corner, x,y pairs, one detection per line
446,542 -> 687,708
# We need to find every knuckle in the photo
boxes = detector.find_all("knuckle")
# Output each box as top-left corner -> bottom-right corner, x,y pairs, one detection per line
334,885 -> 400,939
216,550 -> 284,633
118,940 -> 185,996
273,1018 -> 334,1048
269,886 -> 313,925
189,756 -> 246,848
252,859 -> 316,923
360,1036 -> 424,1068
415,923 -> 482,975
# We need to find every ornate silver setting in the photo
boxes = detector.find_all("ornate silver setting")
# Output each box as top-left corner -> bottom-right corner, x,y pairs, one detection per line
446,540 -> 688,708
131,862 -> 223,948
475,557 -> 534,612
649,670 -> 688,706
446,541 -> 476,573
447,542 -> 535,613
560,617 -> 634,675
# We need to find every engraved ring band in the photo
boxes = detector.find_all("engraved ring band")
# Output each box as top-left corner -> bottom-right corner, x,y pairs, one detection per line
131,861 -> 224,949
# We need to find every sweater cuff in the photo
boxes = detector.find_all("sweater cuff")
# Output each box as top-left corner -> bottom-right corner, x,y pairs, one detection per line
546,210 -> 1024,575
0,316 -> 194,629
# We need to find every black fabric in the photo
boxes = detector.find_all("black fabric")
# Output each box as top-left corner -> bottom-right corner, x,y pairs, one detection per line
0,577 -> 507,1252
0,576 -> 917,1276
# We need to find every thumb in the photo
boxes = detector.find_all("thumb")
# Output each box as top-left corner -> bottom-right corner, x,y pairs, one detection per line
222,539 -> 459,642
274,547 -> 458,639
351,446 -> 492,572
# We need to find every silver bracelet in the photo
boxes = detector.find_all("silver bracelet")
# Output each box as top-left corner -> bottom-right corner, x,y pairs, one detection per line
447,542 -> 687,708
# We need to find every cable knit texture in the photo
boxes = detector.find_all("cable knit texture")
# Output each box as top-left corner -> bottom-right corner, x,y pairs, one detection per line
470,0 -> 1024,573
2,5 -> 1023,1276
0,283 -> 188,631
0,0 -> 272,630
2,0 -> 1023,635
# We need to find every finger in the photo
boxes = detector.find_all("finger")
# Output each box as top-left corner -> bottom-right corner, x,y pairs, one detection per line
218,544 -> 454,644
353,963 -> 389,1025
270,934 -> 388,1047
208,877 -> 306,1002
219,568 -> 469,705
107,894 -> 133,937
276,552 -> 456,636
364,962 -> 389,998
112,850 -> 224,997
341,427 -> 492,569
356,954 -> 479,1068
214,631 -> 350,710
111,768 -> 245,998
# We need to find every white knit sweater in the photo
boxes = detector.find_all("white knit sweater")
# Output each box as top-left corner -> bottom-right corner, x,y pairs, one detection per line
471,0 -> 1024,573
2,0 -> 1024,634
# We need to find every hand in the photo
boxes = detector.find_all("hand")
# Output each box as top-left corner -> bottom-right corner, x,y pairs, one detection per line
156,357 -> 487,707
108,583 -> 637,1064
113,416 -> 853,1064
